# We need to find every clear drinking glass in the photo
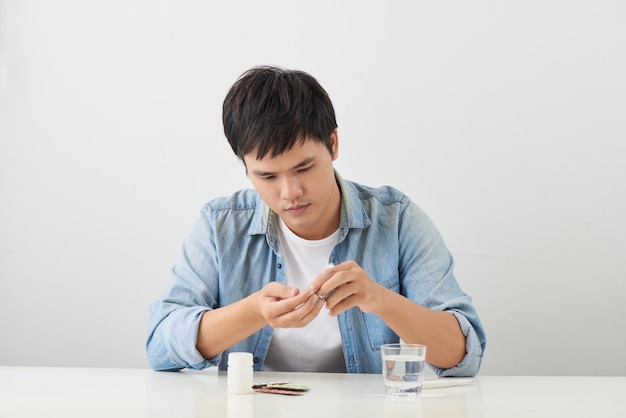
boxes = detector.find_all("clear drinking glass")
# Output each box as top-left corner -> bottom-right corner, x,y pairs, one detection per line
380,343 -> 427,397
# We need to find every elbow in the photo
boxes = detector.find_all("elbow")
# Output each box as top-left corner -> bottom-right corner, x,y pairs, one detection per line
146,335 -> 183,372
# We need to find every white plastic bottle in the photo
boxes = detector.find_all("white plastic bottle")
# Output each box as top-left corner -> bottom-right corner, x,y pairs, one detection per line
227,352 -> 254,394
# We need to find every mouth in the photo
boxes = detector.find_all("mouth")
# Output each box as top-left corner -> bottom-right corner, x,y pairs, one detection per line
285,203 -> 309,215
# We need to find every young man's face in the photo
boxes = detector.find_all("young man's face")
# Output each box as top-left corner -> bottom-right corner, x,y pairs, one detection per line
244,132 -> 340,240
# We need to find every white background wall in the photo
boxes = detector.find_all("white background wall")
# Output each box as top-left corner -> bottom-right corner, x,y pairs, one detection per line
1,0 -> 625,375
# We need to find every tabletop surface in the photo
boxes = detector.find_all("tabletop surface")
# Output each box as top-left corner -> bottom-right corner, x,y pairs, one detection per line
1,366 -> 625,418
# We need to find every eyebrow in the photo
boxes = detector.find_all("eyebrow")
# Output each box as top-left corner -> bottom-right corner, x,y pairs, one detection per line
251,156 -> 316,177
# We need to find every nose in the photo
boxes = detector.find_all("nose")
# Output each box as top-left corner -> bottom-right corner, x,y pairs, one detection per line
280,175 -> 303,201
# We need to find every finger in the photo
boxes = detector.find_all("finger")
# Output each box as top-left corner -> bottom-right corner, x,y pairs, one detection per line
323,278 -> 359,309
277,295 -> 324,327
273,286 -> 315,313
326,293 -> 357,317
263,282 -> 299,300
263,292 -> 314,327
317,268 -> 351,299
296,297 -> 326,324
292,295 -> 325,319
308,263 -> 339,292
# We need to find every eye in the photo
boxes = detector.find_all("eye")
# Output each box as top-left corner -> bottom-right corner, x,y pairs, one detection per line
297,165 -> 313,174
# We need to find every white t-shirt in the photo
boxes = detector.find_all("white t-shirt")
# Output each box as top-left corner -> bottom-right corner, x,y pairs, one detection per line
262,218 -> 346,372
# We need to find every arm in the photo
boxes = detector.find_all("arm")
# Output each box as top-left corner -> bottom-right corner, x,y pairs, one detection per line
147,202 -> 324,371
308,191 -> 485,375
148,278 -> 324,370
369,282 -> 466,369
311,261 -> 466,369
196,283 -> 324,359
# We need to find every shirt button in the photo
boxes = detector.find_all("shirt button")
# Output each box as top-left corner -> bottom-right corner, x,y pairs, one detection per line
253,357 -> 260,364
277,263 -> 282,269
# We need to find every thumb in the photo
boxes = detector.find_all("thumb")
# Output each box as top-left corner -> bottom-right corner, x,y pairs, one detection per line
282,286 -> 299,298
266,282 -> 299,299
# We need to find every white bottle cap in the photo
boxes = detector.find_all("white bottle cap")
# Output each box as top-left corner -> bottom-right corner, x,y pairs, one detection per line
228,352 -> 253,367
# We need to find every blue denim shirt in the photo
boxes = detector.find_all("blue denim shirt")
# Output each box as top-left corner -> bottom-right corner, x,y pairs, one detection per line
146,172 -> 486,376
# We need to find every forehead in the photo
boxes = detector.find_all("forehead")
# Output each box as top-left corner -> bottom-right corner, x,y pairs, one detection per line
243,139 -> 327,172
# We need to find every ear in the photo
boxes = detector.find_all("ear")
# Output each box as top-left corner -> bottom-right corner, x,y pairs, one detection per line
330,130 -> 339,161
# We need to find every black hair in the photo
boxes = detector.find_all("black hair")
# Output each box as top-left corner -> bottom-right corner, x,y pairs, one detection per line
222,66 -> 337,160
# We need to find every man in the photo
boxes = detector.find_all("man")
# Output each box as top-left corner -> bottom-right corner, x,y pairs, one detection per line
146,66 -> 486,376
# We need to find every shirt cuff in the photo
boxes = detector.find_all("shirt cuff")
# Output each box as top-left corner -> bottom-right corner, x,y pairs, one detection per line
163,307 -> 214,370
430,311 -> 484,377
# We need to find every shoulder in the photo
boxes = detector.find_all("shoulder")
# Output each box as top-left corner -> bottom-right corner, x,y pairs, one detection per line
340,177 -> 433,230
194,189 -> 266,228
190,189 -> 267,235
342,178 -> 410,207
202,188 -> 263,213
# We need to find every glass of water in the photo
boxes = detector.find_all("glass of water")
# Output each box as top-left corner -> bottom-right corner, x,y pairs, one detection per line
380,343 -> 427,397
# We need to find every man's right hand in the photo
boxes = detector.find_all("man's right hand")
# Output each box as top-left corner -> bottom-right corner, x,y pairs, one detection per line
254,282 -> 325,328
196,282 -> 324,360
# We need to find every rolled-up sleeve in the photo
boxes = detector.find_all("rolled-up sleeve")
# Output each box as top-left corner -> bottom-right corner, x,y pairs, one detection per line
146,206 -> 221,371
431,311 -> 485,377
146,303 -> 216,371
399,199 -> 487,377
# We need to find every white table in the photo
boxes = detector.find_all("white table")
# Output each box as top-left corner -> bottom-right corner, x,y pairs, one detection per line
1,367 -> 624,417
